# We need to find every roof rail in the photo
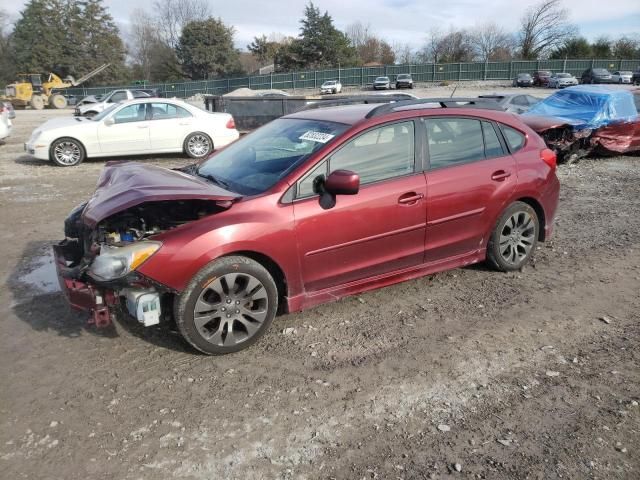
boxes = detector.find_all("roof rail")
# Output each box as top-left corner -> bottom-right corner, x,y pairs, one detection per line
299,94 -> 419,111
364,97 -> 504,118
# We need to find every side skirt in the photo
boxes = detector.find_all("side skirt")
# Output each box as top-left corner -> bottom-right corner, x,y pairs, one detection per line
286,249 -> 486,313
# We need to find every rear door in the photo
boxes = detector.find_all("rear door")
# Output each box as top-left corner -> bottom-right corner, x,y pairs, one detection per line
423,117 -> 517,263
147,102 -> 193,151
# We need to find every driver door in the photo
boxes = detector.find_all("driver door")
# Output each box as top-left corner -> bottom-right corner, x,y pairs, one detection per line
97,103 -> 152,155
292,121 -> 427,292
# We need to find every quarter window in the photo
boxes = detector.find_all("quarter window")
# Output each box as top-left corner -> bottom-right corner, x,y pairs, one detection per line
329,121 -> 415,185
425,118 -> 484,168
501,125 -> 526,152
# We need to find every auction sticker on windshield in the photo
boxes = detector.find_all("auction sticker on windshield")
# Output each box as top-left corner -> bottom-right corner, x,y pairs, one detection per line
299,131 -> 335,143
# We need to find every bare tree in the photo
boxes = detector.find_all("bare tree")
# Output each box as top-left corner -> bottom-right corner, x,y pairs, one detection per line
153,0 -> 211,48
518,0 -> 577,59
128,9 -> 160,80
393,42 -> 415,64
0,9 -> 15,85
423,28 -> 473,63
345,21 -> 371,50
470,22 -> 514,61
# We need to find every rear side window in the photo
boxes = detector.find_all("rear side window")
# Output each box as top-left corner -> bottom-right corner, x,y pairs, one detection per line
501,125 -> 526,152
425,118 -> 485,168
482,122 -> 504,158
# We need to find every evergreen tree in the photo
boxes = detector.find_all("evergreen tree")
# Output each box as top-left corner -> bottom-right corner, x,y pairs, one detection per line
11,0 -> 126,84
277,3 -> 357,71
177,18 -> 241,79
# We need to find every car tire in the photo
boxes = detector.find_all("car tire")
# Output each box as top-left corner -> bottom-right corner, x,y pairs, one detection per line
486,201 -> 539,272
184,132 -> 213,159
49,137 -> 85,167
175,255 -> 278,355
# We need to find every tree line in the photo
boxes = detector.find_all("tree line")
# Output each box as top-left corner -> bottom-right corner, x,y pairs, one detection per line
0,0 -> 638,88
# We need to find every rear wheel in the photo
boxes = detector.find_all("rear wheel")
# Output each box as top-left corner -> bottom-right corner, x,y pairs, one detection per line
49,94 -> 68,109
175,256 -> 278,355
486,202 -> 539,272
29,95 -> 45,110
49,137 -> 85,167
184,132 -> 213,159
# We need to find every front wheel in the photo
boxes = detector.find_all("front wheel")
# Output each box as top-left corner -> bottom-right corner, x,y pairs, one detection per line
184,132 -> 213,159
175,256 -> 278,355
486,202 -> 539,272
49,137 -> 85,167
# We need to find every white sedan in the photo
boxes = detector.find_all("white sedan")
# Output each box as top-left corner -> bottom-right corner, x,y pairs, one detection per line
611,71 -> 633,84
25,98 -> 239,166
0,108 -> 12,142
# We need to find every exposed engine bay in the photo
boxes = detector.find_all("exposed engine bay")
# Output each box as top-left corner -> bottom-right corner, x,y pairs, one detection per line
57,199 -> 227,328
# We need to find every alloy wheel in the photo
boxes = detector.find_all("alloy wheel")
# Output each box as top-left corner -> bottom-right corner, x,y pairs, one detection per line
498,211 -> 536,265
193,273 -> 269,347
54,141 -> 81,165
187,134 -> 210,157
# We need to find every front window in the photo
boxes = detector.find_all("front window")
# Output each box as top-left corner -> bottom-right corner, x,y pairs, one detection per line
92,104 -> 118,121
197,118 -> 348,195
113,104 -> 147,124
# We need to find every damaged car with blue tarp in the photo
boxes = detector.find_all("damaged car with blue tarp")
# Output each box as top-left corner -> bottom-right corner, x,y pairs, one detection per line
521,85 -> 640,162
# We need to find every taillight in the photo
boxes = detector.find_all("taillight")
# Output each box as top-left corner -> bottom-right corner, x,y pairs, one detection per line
225,117 -> 236,129
541,148 -> 557,170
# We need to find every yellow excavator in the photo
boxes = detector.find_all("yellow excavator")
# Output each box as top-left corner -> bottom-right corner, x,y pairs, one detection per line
2,63 -> 110,110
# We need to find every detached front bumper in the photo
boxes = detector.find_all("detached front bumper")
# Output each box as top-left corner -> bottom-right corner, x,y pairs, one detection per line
53,242 -> 116,327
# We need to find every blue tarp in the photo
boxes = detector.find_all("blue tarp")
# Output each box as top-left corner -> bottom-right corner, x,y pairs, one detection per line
524,85 -> 638,130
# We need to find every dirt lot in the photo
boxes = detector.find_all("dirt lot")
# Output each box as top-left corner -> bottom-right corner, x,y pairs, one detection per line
1,90 -> 639,480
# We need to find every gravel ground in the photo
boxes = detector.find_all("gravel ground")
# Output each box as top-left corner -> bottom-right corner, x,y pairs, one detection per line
0,103 -> 639,480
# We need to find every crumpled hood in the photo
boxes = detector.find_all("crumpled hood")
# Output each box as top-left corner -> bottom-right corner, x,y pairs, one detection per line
82,162 -> 240,227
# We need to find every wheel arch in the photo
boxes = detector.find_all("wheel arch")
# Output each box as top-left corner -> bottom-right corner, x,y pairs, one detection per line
222,250 -> 289,313
515,196 -> 546,241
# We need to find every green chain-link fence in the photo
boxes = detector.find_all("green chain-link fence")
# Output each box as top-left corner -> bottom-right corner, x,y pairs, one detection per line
62,58 -> 640,99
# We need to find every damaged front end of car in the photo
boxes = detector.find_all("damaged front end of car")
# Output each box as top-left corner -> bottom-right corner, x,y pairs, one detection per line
54,162 -> 240,328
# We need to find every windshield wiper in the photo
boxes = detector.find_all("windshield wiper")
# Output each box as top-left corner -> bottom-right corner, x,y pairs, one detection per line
197,171 -> 231,190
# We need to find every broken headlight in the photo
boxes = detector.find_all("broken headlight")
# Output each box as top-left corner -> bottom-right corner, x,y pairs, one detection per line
89,241 -> 161,281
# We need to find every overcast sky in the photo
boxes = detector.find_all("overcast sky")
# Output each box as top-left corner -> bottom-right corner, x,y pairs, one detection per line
5,0 -> 640,50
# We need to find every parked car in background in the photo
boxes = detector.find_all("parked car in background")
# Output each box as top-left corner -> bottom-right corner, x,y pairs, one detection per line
395,74 -> 414,89
522,85 -> 640,161
477,94 -> 541,114
76,94 -> 104,106
320,80 -> 342,94
633,69 -> 640,85
1,101 -> 16,120
513,73 -> 533,87
580,68 -> 613,84
533,71 -> 552,87
548,72 -> 578,89
611,71 -> 633,84
53,98 -> 560,354
75,89 -> 152,117
0,107 -> 12,141
26,98 -> 239,166
373,76 -> 391,90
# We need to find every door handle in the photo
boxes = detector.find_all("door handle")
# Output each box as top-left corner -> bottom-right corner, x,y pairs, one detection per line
491,170 -> 511,181
137,125 -> 149,129
398,192 -> 424,205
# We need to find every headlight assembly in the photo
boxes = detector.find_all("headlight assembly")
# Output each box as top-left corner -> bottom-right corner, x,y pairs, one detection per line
89,241 -> 161,281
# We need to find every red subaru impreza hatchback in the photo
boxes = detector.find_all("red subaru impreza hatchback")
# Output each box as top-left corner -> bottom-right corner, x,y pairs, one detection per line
55,99 -> 560,354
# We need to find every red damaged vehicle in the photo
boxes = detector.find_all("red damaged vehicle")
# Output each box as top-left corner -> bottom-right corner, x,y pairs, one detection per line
55,99 -> 560,354
521,85 -> 640,162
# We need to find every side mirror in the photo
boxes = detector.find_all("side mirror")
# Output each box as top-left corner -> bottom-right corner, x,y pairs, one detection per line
104,117 -> 115,126
324,170 -> 360,195
316,169 -> 359,210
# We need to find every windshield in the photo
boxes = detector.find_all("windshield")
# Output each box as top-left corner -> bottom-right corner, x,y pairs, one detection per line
518,73 -> 531,78
92,104 -> 119,121
322,81 -> 336,86
197,118 -> 349,195
397,74 -> 411,79
593,69 -> 609,74
557,73 -> 571,78
376,77 -> 389,81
